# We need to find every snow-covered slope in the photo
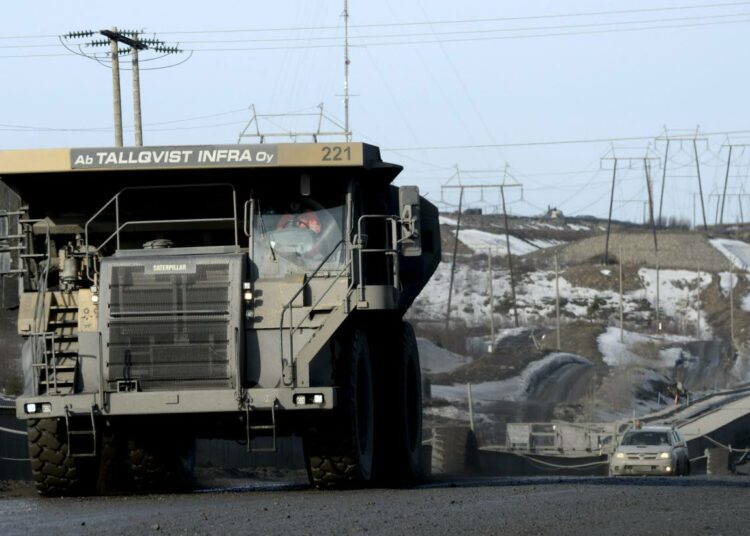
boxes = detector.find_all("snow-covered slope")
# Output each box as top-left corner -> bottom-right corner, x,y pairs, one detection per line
710,238 -> 750,270
432,352 -> 591,403
418,339 -> 471,374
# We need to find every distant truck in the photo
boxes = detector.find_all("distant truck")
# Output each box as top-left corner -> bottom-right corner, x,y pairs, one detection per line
0,142 -> 441,495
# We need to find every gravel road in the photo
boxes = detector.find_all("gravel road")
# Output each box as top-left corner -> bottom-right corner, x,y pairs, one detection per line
2,476 -> 748,535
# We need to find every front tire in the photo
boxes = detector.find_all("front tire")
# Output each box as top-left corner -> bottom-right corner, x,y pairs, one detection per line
27,418 -> 97,496
305,328 -> 375,489
372,321 -> 424,484
127,433 -> 195,493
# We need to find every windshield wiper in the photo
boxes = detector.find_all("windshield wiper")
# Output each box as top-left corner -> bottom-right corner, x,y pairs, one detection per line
256,200 -> 276,261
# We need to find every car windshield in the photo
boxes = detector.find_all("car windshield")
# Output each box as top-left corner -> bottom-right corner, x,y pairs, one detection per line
620,431 -> 672,446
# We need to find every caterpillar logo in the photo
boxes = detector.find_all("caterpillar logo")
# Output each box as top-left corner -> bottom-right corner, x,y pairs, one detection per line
144,262 -> 197,275
152,264 -> 188,273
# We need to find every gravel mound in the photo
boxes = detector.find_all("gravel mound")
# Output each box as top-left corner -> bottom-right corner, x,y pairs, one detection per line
555,232 -> 729,271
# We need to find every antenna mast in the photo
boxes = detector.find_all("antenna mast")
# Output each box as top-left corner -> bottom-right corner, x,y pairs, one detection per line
343,0 -> 351,141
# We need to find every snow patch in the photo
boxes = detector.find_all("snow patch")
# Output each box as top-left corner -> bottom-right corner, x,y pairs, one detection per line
418,338 -> 471,374
456,229 -> 539,255
528,238 -> 565,249
710,238 -> 750,270
439,215 -> 458,226
494,327 -> 529,345
718,271 -> 738,297
638,268 -> 712,335
598,327 -> 694,368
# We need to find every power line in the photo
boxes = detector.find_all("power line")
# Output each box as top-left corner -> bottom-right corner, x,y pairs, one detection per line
2,12 -> 750,58
383,129 -> 750,151
136,1 -> 750,35
9,10 -> 728,48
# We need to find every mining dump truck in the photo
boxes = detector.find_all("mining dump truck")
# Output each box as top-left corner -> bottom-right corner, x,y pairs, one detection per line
0,143 -> 440,495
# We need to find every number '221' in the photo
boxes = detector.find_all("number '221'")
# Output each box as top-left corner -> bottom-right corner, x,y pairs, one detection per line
321,146 -> 351,161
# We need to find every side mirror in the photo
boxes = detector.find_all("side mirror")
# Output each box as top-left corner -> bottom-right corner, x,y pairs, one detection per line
399,186 -> 421,257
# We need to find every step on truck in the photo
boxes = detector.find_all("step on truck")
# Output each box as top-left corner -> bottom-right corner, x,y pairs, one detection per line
0,142 -> 440,495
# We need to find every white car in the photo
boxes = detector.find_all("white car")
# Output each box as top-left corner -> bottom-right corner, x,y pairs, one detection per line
609,425 -> 690,476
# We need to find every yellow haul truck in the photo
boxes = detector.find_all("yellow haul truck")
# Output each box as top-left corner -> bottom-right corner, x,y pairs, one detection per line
0,143 -> 440,495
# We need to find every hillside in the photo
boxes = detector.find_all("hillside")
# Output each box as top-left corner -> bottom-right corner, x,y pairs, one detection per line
411,213 -> 750,442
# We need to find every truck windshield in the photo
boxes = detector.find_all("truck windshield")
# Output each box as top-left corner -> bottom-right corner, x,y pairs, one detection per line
253,198 -> 346,277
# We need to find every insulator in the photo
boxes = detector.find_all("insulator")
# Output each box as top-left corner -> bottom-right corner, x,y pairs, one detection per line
65,30 -> 94,39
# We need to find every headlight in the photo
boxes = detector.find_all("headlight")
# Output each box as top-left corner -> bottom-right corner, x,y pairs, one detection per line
615,452 -> 625,459
659,452 -> 671,459
24,402 -> 52,414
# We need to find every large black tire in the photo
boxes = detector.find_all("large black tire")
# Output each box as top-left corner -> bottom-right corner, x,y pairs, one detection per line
305,328 -> 375,489
430,425 -> 480,476
127,434 -> 195,493
27,418 -> 97,496
372,321 -> 424,485
96,427 -> 138,495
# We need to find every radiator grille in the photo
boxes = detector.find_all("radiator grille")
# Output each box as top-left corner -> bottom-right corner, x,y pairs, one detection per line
105,262 -> 235,391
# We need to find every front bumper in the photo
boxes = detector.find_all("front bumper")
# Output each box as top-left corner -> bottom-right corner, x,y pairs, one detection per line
610,458 -> 673,475
16,386 -> 337,419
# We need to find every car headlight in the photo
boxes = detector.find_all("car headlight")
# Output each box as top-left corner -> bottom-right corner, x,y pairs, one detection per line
659,452 -> 671,459
615,452 -> 625,459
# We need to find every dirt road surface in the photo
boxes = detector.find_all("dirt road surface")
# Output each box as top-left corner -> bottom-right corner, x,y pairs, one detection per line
2,476 -> 748,535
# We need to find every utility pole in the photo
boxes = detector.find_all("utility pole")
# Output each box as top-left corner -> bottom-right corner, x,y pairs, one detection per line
601,152 -> 659,263
708,192 -> 750,226
719,144 -> 733,225
655,130 -> 709,231
108,27 -> 123,147
716,144 -> 750,225
729,261 -> 736,353
644,158 -> 660,331
131,37 -> 143,146
604,158 -> 617,265
444,185 -> 463,331
694,138 -> 708,231
696,267 -> 702,338
99,29 -> 150,146
657,138 -> 670,225
343,0 -> 351,142
62,29 -> 186,146
619,246 -> 624,343
487,248 -> 495,352
442,181 -> 522,329
554,253 -> 561,350
500,186 -> 520,328
238,103 -> 348,144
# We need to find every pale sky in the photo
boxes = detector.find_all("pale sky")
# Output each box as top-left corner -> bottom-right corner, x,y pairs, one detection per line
2,1 -> 749,224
